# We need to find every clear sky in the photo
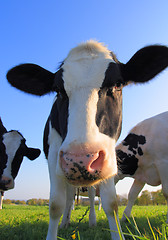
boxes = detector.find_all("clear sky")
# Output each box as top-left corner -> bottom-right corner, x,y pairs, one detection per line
1,0 -> 168,200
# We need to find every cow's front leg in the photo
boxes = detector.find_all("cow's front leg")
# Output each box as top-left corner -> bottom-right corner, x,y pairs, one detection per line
100,177 -> 125,240
47,179 -> 66,239
121,180 -> 144,222
60,184 -> 76,228
88,187 -> 96,226
46,134 -> 66,240
46,176 -> 66,240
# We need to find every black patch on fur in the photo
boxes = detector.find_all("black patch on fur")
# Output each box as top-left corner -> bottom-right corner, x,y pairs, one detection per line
116,149 -> 138,175
96,63 -> 123,140
122,133 -> 146,155
0,136 -> 8,178
117,134 -> 146,175
43,69 -> 69,158
11,139 -> 25,179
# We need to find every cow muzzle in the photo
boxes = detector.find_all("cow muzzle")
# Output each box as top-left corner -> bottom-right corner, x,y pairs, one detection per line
0,176 -> 14,191
60,148 -> 109,186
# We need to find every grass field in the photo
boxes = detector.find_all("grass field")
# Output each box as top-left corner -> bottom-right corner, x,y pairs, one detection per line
0,204 -> 168,239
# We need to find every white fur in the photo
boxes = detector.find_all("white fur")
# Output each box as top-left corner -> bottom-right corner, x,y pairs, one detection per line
2,131 -> 22,188
47,125 -> 66,239
100,178 -> 124,239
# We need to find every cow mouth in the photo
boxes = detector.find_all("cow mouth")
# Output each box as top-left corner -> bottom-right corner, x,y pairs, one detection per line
0,179 -> 11,191
64,163 -> 102,186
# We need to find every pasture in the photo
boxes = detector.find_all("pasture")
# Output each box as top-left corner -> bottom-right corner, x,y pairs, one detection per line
0,204 -> 168,239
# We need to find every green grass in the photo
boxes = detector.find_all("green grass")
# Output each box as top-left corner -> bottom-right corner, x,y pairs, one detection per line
0,205 -> 168,239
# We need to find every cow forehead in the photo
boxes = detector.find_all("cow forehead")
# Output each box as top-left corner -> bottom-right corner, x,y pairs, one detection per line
62,41 -> 115,91
66,40 -> 113,61
3,131 -> 23,153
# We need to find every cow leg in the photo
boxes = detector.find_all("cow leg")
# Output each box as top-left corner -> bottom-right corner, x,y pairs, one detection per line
46,135 -> 66,240
60,184 -> 76,228
88,186 -> 97,226
47,176 -> 66,240
98,197 -> 102,211
121,180 -> 145,222
100,177 -> 125,240
0,191 -> 4,210
161,183 -> 168,223
157,164 -> 168,223
164,197 -> 168,223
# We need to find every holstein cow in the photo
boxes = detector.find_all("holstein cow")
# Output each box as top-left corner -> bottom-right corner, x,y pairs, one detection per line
115,111 -> 168,222
6,40 -> 168,240
0,118 -> 41,208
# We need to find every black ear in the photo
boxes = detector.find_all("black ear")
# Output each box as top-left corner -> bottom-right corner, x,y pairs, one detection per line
0,118 -> 7,136
7,64 -> 55,96
120,45 -> 168,83
25,147 -> 41,160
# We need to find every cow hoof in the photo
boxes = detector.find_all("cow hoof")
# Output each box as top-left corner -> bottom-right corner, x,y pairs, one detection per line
59,222 -> 70,229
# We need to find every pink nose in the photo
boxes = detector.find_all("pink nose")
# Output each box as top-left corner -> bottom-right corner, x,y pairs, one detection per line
60,150 -> 105,185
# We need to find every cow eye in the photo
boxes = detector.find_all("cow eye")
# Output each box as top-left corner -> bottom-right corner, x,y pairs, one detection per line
98,89 -> 103,98
114,81 -> 122,91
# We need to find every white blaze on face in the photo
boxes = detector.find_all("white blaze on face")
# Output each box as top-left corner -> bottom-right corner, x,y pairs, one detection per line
58,41 -> 118,183
62,41 -> 115,146
2,131 -> 23,187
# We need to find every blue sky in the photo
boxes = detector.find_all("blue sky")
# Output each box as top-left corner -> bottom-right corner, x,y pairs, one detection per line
1,0 -> 168,200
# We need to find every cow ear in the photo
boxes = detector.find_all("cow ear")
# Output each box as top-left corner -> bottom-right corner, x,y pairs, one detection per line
7,64 -> 55,96
0,118 -> 7,136
25,147 -> 41,160
120,45 -> 168,84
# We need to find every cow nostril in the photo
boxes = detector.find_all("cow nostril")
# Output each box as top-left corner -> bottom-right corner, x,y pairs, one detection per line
89,150 -> 105,172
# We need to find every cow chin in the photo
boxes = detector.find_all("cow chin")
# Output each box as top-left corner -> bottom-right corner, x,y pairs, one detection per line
64,170 -> 116,187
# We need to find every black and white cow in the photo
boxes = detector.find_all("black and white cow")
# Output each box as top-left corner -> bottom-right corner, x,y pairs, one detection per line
115,111 -> 168,222
0,118 -> 41,209
7,40 -> 168,239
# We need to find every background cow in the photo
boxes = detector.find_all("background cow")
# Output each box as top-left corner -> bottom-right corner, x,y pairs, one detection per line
0,118 -> 41,209
7,40 -> 168,240
115,111 -> 168,222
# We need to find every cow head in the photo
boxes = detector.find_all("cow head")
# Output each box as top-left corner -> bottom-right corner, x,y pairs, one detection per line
7,41 -> 168,186
0,120 -> 41,190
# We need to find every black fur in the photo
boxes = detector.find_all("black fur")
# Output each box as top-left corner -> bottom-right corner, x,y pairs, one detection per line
117,133 -> 146,175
